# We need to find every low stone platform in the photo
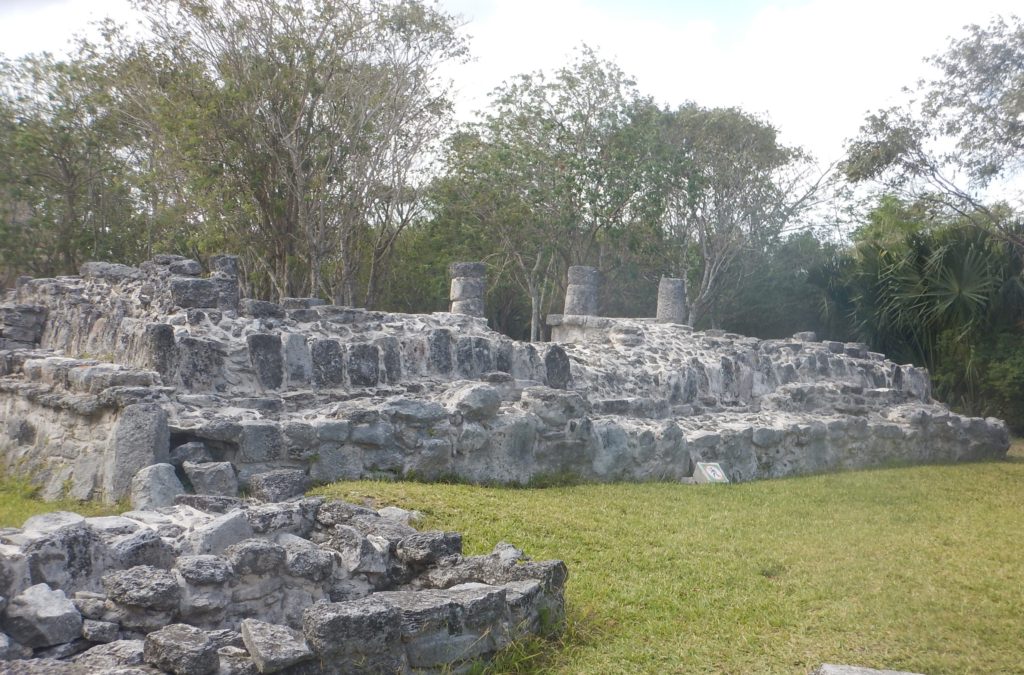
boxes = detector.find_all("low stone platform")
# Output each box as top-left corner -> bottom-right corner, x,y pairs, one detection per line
0,497 -> 566,673
0,255 -> 1010,506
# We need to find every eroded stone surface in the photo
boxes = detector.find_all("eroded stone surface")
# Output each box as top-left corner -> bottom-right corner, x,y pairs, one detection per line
0,255 -> 1009,502
0,498 -> 564,673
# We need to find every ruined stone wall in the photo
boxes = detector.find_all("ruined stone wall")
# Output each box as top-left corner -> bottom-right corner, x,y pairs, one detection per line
0,255 -> 1010,506
0,496 -> 566,672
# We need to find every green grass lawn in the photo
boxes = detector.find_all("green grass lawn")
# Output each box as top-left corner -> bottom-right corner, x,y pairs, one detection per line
313,445 -> 1024,674
3,448 -> 1022,674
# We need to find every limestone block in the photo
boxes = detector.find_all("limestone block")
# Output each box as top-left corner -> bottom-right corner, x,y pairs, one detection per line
2,583 -> 83,648
18,518 -> 110,594
456,336 -> 492,377
170,277 -> 219,308
104,403 -> 170,502
238,421 -> 284,464
310,338 -> 344,387
445,383 -> 501,421
130,464 -> 184,510
248,470 -> 308,503
170,441 -> 213,467
449,276 -> 485,302
240,618 -> 313,674
168,259 -> 202,276
0,544 -> 32,600
102,566 -> 180,611
0,631 -> 33,660
245,500 -> 318,538
543,344 -> 571,389
176,336 -> 225,390
428,329 -> 453,374
396,532 -> 462,566
329,525 -> 388,575
301,597 -> 405,673
209,254 -> 240,277
811,666 -> 925,675
109,529 -> 175,570
216,645 -> 256,675
655,277 -> 688,324
347,343 -> 380,387
239,299 -> 283,319
184,461 -> 238,497
143,623 -> 218,675
246,333 -> 283,389
282,333 -> 312,385
81,618 -> 119,643
225,539 -> 286,576
79,261 -> 143,282
277,534 -> 334,582
72,639 -> 146,670
184,510 -> 254,556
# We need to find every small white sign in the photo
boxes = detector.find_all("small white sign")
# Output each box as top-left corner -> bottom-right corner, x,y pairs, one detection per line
694,462 -> 729,484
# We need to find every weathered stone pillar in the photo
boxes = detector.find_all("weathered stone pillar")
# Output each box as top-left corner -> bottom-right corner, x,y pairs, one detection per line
563,266 -> 600,316
209,254 -> 240,311
448,262 -> 486,317
656,276 -> 688,324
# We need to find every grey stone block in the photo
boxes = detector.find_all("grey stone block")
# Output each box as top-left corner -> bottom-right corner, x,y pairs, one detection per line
310,339 -> 344,387
143,623 -> 218,675
184,511 -> 254,556
282,333 -> 312,385
2,584 -> 82,648
104,403 -> 170,502
81,618 -> 119,643
130,463 -> 183,510
246,333 -> 283,389
240,299 -> 285,319
301,597 -> 404,673
184,461 -> 238,497
169,259 -> 202,276
102,566 -> 180,611
347,343 -> 379,387
170,277 -> 220,308
248,470 -> 308,503
225,539 -> 286,576
240,618 -> 312,673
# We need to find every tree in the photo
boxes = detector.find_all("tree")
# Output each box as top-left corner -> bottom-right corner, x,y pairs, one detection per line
843,15 -> 1024,247
109,0 -> 467,302
657,105 -> 822,326
0,54 -> 145,280
432,48 -> 675,341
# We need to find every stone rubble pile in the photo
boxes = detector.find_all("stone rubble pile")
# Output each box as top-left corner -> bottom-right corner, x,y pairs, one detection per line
0,496 -> 566,673
0,254 -> 1010,505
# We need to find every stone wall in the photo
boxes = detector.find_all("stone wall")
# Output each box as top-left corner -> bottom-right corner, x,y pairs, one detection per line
0,496 -> 566,673
0,255 -> 1010,506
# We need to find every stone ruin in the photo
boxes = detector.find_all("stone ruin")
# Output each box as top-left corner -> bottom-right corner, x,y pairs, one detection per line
0,255 -> 1011,671
0,256 -> 1010,505
0,496 -> 566,673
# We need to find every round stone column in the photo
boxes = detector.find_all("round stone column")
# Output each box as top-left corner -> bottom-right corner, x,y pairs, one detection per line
563,266 -> 600,316
448,262 -> 486,317
656,276 -> 688,324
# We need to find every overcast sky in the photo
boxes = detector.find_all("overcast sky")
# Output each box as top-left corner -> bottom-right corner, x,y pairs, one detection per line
0,0 -> 1020,167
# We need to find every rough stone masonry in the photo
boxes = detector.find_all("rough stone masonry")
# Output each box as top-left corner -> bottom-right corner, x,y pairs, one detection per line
0,496 -> 566,673
0,254 -> 1009,506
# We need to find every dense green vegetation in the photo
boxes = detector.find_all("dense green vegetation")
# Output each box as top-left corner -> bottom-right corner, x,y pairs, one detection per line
310,444 -> 1024,674
1,5 -> 1021,416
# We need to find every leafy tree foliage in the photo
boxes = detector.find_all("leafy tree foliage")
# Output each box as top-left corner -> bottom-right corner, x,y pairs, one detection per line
431,49 -> 675,340
843,15 -> 1024,247
0,54 -> 146,281
658,105 -> 822,326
